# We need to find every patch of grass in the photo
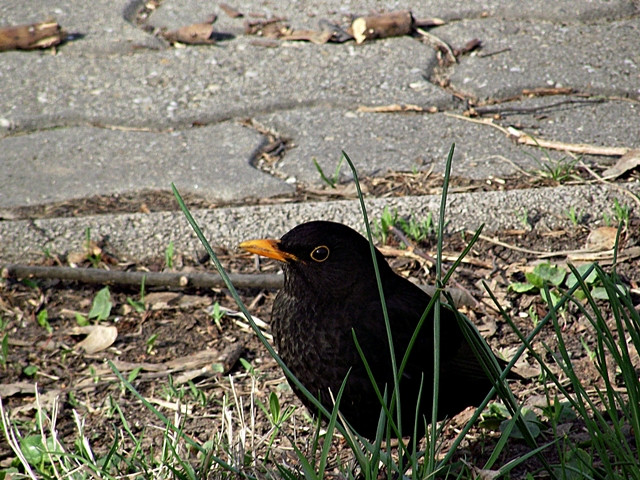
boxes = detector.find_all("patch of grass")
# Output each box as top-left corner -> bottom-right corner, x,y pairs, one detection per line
374,206 -> 436,245
565,206 -> 584,227
525,139 -> 582,184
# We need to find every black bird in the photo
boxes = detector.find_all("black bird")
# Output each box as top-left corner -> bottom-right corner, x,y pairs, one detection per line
240,220 -> 508,439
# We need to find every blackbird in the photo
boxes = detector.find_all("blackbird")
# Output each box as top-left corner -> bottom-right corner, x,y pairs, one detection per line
240,220 -> 508,439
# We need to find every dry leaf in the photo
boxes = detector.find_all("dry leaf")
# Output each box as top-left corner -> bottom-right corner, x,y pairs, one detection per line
72,325 -> 118,354
282,29 -> 332,44
602,148 -> 640,179
145,291 -> 211,310
585,226 -> 618,251
162,18 -> 217,45
244,18 -> 289,38
0,382 -> 37,397
10,389 -> 62,415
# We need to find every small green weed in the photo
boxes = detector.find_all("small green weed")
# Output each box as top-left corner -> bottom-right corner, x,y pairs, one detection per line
209,301 -> 226,330
313,155 -> 344,188
146,333 -> 158,354
565,206 -> 584,227
374,207 -> 436,245
516,207 -> 530,229
508,261 -> 629,314
397,212 -> 435,243
36,309 -> 52,334
373,206 -> 398,244
165,240 -> 175,269
126,275 -> 147,313
84,227 -> 102,267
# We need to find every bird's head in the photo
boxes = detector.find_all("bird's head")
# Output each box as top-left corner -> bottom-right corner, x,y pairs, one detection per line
239,221 -> 391,296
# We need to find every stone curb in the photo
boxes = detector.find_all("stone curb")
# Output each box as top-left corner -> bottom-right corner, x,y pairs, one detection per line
2,182 -> 638,264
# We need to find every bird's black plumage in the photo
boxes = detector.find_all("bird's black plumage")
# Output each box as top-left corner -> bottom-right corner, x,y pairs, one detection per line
240,220 -> 506,439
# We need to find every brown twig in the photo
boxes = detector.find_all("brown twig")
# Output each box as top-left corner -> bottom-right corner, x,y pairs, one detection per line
445,112 -> 630,157
415,27 -> 457,64
473,98 -> 604,116
2,264 -> 283,290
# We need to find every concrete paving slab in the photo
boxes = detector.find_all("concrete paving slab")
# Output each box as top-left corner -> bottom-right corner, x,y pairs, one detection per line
146,0 -> 638,29
434,17 -> 640,100
0,123 -> 292,208
497,96 -> 640,150
1,182 -> 638,263
255,107 -> 549,184
420,0 -> 638,22
0,36 -> 448,132
0,0 -> 164,54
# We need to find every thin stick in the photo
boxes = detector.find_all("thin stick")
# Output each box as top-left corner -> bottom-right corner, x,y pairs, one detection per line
444,112 -> 630,156
415,27 -> 457,64
2,264 -> 283,289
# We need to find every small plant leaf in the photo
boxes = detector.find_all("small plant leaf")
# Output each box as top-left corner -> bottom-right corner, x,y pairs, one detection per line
269,391 -> 281,422
527,263 -> 565,287
500,409 -> 541,439
508,282 -> 537,293
566,263 -> 598,289
20,435 -> 46,465
89,287 -> 112,321
75,312 -> 89,326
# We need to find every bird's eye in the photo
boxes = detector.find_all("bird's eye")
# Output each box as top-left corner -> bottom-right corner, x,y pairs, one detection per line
310,245 -> 330,262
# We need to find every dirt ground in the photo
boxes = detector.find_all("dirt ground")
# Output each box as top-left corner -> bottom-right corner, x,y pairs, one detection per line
1,175 -> 639,478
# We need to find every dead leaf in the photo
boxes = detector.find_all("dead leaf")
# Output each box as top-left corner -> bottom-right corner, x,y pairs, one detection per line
0,21 -> 67,51
602,149 -> 640,179
282,29 -> 332,44
585,226 -> 618,251
162,17 -> 218,45
244,18 -> 289,38
0,382 -> 37,397
145,291 -> 211,310
71,325 -> 118,354
10,389 -> 62,415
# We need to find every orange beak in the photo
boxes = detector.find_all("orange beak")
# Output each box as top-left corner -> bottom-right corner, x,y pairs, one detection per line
239,238 -> 298,262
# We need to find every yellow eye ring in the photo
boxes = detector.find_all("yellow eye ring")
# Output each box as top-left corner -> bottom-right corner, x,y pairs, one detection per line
310,245 -> 330,262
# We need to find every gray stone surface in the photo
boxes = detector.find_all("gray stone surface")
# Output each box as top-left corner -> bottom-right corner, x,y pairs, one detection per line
256,107 -> 547,183
0,36 -> 446,132
436,18 -> 640,99
0,123 -> 291,208
0,0 -> 164,54
0,0 -> 639,262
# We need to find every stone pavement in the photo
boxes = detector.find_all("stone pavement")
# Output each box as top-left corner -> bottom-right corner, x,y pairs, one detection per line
0,0 -> 639,262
